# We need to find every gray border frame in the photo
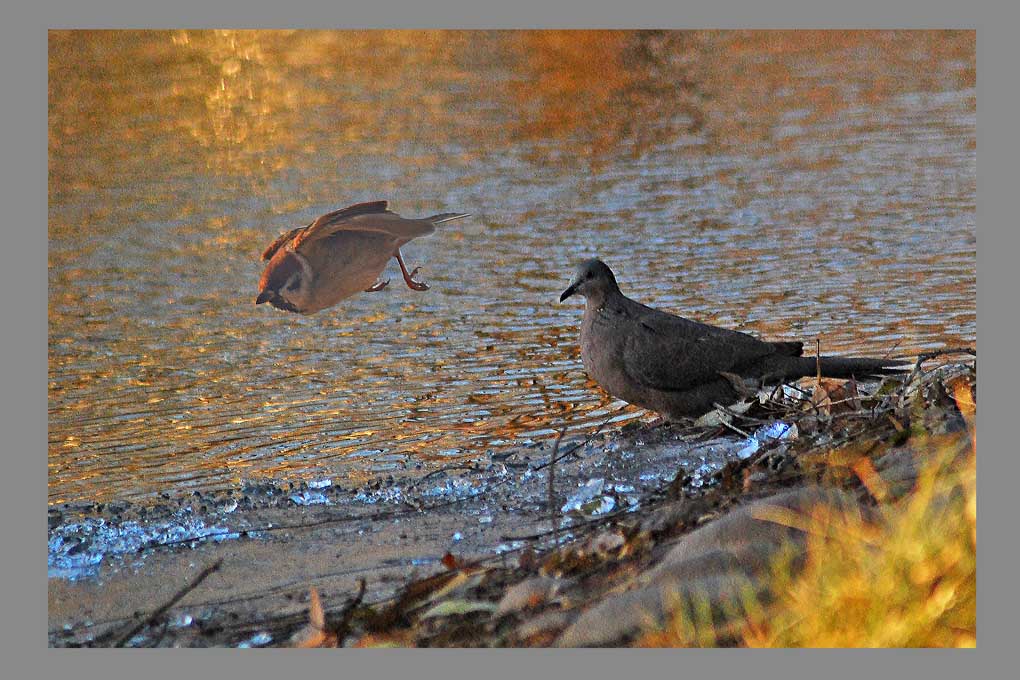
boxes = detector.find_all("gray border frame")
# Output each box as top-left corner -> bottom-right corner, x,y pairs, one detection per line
11,0 -> 1008,677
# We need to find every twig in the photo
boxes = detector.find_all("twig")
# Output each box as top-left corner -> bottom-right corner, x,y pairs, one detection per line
897,347 -> 976,415
892,346 -> 975,363
712,413 -> 751,439
549,428 -> 565,549
816,338 -> 821,381
329,578 -> 367,645
881,339 -> 903,361
146,620 -> 170,649
112,558 -> 223,647
499,498 -> 644,544
830,406 -> 897,423
532,414 -> 614,471
711,401 -> 769,428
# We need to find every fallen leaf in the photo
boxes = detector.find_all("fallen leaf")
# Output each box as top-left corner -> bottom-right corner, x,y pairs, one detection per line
351,630 -> 415,648
798,377 -> 860,417
290,588 -> 339,648
420,599 -> 499,619
518,546 -> 538,571
497,576 -> 564,615
852,456 -> 890,504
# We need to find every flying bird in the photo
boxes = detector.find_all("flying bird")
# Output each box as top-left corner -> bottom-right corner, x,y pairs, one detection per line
256,201 -> 469,314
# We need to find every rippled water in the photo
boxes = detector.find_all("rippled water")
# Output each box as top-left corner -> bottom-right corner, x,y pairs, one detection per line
48,30 -> 976,504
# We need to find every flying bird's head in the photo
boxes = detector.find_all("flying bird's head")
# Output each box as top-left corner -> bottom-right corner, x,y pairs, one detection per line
559,258 -> 620,303
256,248 -> 314,314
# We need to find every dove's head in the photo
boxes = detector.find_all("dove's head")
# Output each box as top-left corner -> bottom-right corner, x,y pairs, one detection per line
559,258 -> 620,303
256,248 -> 314,314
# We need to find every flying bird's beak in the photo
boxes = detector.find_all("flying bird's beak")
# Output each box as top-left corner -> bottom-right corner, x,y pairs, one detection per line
559,283 -> 577,302
255,290 -> 273,305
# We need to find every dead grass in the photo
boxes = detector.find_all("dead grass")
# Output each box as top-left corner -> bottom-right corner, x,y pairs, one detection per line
643,419 -> 976,648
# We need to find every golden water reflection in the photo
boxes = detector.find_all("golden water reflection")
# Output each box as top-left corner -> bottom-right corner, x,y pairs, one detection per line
49,30 -> 974,504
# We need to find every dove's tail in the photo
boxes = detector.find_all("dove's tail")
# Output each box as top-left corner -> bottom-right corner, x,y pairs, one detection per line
426,212 -> 471,224
794,355 -> 909,380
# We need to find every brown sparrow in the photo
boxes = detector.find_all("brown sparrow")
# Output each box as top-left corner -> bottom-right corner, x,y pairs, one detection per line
256,201 -> 469,314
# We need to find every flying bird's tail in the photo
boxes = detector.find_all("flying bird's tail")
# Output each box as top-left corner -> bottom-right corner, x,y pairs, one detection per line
426,212 -> 471,224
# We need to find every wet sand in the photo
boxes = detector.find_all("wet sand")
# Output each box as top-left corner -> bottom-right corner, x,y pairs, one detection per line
49,416 -> 742,646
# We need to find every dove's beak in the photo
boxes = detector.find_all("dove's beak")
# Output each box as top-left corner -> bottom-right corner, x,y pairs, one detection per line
559,284 -> 577,302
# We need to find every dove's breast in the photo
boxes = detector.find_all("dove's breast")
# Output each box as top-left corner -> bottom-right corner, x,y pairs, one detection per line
579,304 -> 647,407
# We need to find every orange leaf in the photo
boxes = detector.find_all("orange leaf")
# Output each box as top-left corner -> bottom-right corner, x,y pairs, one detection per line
852,456 -> 890,504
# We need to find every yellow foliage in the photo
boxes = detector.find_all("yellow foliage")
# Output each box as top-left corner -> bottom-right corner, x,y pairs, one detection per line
647,430 -> 976,648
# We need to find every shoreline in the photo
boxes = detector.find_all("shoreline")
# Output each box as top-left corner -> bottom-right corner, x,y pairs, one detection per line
49,355 -> 975,648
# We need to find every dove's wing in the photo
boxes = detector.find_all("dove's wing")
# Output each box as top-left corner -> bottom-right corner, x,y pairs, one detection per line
621,303 -> 781,392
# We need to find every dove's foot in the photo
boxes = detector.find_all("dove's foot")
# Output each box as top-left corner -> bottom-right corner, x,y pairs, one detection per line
364,278 -> 390,292
394,250 -> 430,291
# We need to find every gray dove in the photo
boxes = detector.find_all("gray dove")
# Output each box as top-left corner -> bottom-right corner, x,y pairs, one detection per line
559,258 -> 906,420
256,201 -> 469,314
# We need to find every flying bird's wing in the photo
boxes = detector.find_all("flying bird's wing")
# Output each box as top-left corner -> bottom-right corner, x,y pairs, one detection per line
291,200 -> 440,252
260,226 -> 306,261
622,306 -> 780,392
261,201 -> 393,261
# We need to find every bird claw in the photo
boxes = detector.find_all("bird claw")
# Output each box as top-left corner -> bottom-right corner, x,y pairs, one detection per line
403,266 -> 429,291
364,278 -> 390,292
394,250 -> 430,291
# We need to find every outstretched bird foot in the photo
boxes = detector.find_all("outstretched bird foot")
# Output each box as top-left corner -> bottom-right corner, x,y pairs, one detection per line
403,266 -> 429,291
364,278 -> 390,292
394,250 -> 430,291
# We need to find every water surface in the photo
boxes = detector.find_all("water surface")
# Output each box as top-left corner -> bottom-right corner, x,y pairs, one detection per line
48,30 -> 976,504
